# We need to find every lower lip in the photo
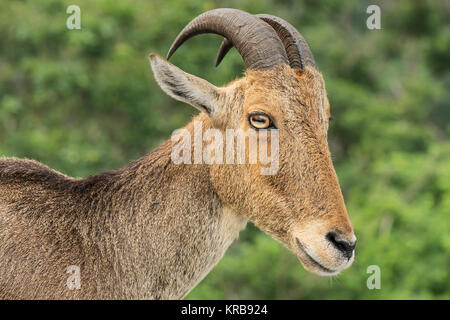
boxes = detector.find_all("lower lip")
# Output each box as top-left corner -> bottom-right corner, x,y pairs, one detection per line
295,238 -> 336,274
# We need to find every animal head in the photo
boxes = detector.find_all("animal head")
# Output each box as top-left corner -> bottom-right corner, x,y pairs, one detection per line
149,8 -> 355,276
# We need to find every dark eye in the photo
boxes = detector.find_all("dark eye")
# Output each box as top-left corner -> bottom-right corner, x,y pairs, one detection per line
248,113 -> 275,130
329,116 -> 334,122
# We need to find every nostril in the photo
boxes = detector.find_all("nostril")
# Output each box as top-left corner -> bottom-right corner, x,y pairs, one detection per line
326,232 -> 356,259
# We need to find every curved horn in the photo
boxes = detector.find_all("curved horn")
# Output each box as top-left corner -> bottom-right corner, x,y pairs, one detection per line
167,8 -> 289,70
215,14 -> 316,70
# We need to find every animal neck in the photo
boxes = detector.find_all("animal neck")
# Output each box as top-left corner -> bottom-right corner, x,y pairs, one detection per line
84,116 -> 247,299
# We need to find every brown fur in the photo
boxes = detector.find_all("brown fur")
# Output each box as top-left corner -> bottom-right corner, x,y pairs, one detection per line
0,60 -> 354,299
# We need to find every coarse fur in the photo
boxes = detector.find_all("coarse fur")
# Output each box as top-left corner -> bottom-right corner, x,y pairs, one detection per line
0,54 -> 355,299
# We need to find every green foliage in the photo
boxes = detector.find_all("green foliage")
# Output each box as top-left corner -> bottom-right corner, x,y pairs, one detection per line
0,0 -> 448,299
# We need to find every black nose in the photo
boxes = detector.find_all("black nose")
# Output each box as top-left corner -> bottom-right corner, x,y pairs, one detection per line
326,232 -> 356,259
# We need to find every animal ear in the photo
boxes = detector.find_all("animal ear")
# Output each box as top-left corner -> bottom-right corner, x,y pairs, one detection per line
149,53 -> 219,115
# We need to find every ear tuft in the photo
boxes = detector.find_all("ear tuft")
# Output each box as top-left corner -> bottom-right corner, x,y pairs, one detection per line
149,53 -> 218,115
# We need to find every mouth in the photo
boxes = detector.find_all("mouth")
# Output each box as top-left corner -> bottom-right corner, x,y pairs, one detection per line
295,238 -> 337,275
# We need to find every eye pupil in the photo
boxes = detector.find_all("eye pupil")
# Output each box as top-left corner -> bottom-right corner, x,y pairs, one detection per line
248,113 -> 274,129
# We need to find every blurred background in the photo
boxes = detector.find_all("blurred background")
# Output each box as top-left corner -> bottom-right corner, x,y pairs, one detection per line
0,0 -> 449,299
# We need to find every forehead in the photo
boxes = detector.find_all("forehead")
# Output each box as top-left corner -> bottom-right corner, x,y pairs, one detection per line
243,65 -> 329,121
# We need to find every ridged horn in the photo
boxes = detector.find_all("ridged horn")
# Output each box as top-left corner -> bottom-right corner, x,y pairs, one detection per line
167,8 -> 289,70
215,14 -> 316,70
